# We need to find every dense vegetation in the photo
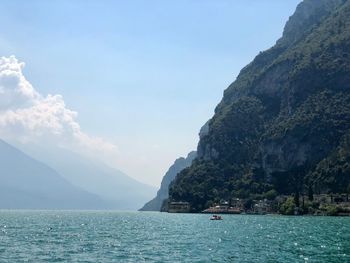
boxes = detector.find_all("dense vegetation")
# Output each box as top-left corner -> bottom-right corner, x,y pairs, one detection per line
169,0 -> 350,212
140,152 -> 196,211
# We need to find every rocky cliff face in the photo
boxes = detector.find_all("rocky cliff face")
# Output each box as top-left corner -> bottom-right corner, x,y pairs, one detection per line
170,0 -> 350,212
279,0 -> 346,46
139,151 -> 196,211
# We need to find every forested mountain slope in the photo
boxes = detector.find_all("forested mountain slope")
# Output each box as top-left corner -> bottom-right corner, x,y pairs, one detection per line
169,0 -> 350,212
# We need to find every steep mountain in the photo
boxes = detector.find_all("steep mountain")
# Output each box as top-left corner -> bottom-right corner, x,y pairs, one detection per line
0,139 -> 108,209
169,0 -> 350,212
140,151 -> 196,211
16,144 -> 157,210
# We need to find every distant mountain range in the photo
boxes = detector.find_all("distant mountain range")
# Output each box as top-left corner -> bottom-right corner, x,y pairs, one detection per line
22,145 -> 157,210
0,139 -> 107,209
0,139 -> 156,210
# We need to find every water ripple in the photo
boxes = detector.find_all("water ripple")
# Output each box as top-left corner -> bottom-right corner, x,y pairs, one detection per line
0,211 -> 348,262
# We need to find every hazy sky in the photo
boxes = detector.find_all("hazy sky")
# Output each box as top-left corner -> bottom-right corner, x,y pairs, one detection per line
0,0 -> 301,186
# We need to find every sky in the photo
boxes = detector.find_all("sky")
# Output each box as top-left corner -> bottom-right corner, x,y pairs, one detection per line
0,0 -> 301,187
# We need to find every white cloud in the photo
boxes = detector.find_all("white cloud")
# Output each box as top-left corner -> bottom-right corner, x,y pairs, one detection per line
0,55 -> 117,156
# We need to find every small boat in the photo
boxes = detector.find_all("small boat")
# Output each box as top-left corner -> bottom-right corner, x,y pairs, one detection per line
210,215 -> 223,220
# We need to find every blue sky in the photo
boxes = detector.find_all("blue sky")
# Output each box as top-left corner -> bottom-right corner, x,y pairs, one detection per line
0,0 -> 301,186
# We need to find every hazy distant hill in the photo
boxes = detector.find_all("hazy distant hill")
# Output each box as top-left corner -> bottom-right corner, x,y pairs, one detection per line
170,0 -> 350,212
0,139 -> 108,209
140,151 -> 196,211
17,145 -> 157,210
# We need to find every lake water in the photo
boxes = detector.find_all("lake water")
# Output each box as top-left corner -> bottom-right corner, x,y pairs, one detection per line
0,211 -> 349,262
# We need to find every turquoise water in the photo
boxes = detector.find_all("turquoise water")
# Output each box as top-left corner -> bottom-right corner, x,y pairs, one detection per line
0,211 -> 349,262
